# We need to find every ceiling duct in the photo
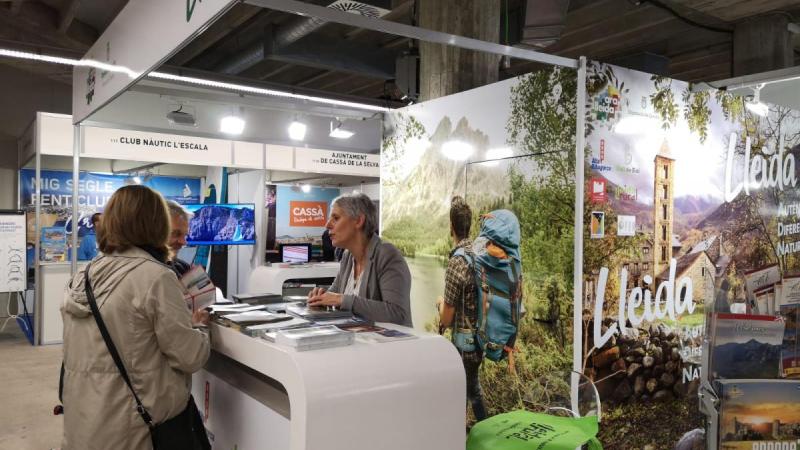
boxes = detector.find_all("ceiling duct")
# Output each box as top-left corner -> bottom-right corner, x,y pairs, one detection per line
519,0 -> 570,49
216,0 -> 391,75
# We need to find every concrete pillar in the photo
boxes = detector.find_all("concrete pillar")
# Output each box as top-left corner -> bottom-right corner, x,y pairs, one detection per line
733,14 -> 793,76
418,0 -> 501,101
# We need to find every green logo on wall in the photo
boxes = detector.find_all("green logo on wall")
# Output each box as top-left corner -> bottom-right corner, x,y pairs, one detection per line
186,0 -> 203,22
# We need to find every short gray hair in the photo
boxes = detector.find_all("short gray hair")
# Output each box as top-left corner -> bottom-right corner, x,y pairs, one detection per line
332,193 -> 378,237
166,199 -> 193,221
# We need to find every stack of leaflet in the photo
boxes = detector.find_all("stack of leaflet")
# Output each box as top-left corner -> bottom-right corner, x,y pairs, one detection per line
245,316 -> 312,337
210,303 -> 269,313
275,325 -> 354,351
220,311 -> 294,331
706,313 -> 785,381
286,302 -> 353,321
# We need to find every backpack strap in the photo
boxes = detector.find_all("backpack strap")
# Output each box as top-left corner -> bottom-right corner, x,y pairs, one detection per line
84,263 -> 155,429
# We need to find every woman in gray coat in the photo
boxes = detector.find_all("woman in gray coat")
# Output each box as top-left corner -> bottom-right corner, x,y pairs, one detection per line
308,193 -> 412,327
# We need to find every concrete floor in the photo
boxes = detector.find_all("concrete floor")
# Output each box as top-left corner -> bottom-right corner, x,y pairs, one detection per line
0,323 -> 63,450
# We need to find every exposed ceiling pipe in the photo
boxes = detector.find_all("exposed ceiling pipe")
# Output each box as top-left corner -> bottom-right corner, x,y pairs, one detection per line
215,0 -> 393,75
520,0 -> 571,49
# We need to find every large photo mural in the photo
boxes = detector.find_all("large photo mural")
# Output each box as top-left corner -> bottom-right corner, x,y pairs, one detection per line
582,62 -> 800,448
381,68 -> 577,422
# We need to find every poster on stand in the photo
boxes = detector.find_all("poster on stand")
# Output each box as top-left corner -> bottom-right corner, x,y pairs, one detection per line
581,61 -> 800,448
0,211 -> 27,292
382,68 -> 577,421
272,185 -> 339,259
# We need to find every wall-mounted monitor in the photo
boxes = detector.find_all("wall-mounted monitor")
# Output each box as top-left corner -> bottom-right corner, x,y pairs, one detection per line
184,203 -> 256,245
280,243 -> 311,263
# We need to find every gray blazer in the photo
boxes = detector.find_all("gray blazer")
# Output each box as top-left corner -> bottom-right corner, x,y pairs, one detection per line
331,235 -> 412,327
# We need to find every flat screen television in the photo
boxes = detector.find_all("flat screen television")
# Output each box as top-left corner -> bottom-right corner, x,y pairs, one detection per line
184,203 -> 256,245
280,243 -> 311,263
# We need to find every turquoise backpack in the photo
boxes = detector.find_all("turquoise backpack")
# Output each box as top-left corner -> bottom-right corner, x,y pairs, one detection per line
453,209 -> 522,363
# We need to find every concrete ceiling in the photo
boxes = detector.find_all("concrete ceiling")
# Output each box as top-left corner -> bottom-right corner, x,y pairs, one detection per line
0,0 -> 799,144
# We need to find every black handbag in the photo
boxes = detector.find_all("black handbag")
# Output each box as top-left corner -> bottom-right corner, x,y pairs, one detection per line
83,263 -> 211,450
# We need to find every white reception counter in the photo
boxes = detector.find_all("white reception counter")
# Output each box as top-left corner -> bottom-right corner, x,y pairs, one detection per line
193,322 -> 466,450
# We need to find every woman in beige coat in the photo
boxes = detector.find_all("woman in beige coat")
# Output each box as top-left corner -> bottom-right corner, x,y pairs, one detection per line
61,185 -> 211,450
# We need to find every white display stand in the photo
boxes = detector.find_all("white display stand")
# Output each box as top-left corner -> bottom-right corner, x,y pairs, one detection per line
39,262 -> 86,344
247,263 -> 340,295
192,322 -> 465,450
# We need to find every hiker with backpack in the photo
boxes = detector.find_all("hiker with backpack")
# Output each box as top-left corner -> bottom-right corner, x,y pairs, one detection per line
438,198 -> 524,423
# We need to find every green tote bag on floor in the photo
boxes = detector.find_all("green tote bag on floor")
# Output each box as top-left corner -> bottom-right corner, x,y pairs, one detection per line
467,410 -> 602,450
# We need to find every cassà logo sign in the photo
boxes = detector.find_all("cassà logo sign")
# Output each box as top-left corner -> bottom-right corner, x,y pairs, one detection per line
186,0 -> 203,22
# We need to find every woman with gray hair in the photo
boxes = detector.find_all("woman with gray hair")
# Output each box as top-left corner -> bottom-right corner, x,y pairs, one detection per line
307,193 -> 412,326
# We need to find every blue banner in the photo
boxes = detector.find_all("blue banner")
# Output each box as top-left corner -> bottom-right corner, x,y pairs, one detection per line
19,169 -> 201,207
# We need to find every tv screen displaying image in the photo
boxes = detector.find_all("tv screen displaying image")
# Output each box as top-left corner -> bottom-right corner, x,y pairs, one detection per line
184,203 -> 256,245
281,244 -> 311,263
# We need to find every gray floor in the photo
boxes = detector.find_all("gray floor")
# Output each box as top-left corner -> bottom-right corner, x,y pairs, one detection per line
0,323 -> 63,450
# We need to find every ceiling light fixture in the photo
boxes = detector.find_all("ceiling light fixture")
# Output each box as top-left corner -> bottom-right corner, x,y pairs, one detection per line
301,184 -> 311,193
0,48 -> 391,114
441,140 -> 474,161
745,84 -> 769,117
329,119 -> 354,139
220,108 -> 246,135
288,118 -> 307,141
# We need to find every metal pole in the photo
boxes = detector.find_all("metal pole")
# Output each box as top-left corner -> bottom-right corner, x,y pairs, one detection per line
33,118 -> 41,345
70,125 -> 80,276
572,56 -> 587,415
244,0 -> 578,69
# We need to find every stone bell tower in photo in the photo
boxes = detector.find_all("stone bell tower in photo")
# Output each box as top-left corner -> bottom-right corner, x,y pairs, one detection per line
653,139 -> 675,277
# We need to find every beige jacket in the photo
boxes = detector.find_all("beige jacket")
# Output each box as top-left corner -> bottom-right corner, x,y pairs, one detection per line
61,247 -> 210,450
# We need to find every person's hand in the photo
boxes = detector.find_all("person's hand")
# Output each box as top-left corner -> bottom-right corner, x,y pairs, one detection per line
192,309 -> 210,327
307,287 -> 327,301
308,290 -> 343,308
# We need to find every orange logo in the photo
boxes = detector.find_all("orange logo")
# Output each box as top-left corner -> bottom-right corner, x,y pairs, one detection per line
289,201 -> 328,227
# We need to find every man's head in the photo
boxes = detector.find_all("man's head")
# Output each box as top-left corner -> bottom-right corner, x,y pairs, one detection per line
91,212 -> 102,229
166,200 -> 192,254
449,196 -> 472,242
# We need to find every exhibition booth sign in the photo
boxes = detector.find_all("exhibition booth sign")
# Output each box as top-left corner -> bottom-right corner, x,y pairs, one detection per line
20,168 -> 201,262
381,69 -> 577,420
582,62 -> 800,448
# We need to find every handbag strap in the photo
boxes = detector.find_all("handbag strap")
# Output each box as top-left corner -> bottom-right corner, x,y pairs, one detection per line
83,263 -> 154,428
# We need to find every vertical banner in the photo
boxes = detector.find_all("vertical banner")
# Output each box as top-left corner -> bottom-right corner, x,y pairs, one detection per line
581,62 -> 800,448
382,68 -> 577,421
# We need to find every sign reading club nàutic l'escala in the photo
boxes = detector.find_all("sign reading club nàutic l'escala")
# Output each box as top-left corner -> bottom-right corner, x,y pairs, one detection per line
83,127 -> 232,166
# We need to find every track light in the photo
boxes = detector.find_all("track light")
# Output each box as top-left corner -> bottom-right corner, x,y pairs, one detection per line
0,48 -> 391,113
219,115 -> 245,135
288,119 -> 307,141
329,119 -> 354,139
745,84 -> 769,117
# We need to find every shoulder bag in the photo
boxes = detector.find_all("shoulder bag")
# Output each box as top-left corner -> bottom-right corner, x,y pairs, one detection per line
83,263 -> 211,450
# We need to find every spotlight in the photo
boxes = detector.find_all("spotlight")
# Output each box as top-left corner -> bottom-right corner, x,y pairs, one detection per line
133,176 -> 142,184
329,119 -> 354,139
301,184 -> 311,193
441,140 -> 474,161
288,120 -> 307,141
745,84 -> 768,117
220,115 -> 245,135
